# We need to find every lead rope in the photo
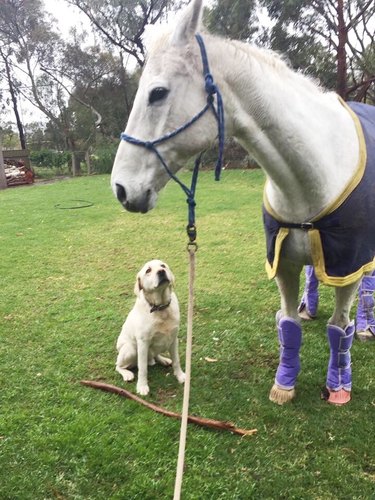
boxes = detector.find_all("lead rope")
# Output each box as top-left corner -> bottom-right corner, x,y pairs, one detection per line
172,154 -> 199,500
173,240 -> 196,500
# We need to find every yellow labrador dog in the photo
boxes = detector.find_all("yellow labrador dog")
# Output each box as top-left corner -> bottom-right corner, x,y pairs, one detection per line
116,259 -> 185,395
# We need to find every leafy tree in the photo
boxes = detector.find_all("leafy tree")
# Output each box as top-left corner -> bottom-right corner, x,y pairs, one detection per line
0,1 -> 63,113
346,18 -> 375,102
0,0 -> 67,149
0,0 -> 126,173
204,0 -> 259,41
67,0 -> 188,68
55,38 -> 139,138
0,45 -> 26,148
261,0 -> 375,99
24,122 -> 52,150
0,123 -> 20,149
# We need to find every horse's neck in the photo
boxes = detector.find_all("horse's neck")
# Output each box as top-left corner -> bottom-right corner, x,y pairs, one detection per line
208,37 -> 360,221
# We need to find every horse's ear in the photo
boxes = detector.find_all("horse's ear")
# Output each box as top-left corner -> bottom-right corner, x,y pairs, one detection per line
171,0 -> 203,46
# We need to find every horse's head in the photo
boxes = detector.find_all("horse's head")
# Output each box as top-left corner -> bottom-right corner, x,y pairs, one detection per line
111,0 -> 218,213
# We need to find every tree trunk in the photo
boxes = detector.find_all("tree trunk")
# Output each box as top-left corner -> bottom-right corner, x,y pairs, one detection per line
2,52 -> 27,149
85,149 -> 91,175
71,151 -> 81,177
0,133 -> 8,190
66,135 -> 81,177
336,0 -> 348,99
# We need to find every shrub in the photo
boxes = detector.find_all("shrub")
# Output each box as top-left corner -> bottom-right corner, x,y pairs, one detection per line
90,145 -> 118,174
30,150 -> 71,169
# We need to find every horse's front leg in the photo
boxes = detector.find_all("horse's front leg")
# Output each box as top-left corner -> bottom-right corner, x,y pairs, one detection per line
269,258 -> 303,405
325,281 -> 360,405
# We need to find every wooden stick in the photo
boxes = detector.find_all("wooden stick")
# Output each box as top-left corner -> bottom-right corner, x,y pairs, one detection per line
80,380 -> 257,437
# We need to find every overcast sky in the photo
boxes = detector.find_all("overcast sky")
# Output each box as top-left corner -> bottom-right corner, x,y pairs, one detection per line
43,0 -> 89,38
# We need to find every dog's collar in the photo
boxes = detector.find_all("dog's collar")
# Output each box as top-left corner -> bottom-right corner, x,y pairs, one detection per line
149,300 -> 171,313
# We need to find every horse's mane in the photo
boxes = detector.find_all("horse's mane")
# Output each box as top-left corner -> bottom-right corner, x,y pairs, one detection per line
143,25 -> 324,95
225,37 -> 324,95
232,39 -> 288,72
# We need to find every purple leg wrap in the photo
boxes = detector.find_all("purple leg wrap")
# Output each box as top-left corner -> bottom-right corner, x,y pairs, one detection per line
298,266 -> 319,318
356,275 -> 375,335
326,322 -> 354,392
275,314 -> 302,390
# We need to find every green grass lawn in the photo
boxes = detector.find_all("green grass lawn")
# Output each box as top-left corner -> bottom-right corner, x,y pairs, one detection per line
1,171 -> 374,499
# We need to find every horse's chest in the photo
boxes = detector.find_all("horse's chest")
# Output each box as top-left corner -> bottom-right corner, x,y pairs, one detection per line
282,230 -> 312,264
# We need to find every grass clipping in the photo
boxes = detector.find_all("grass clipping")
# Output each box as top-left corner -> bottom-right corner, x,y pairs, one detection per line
81,380 -> 257,437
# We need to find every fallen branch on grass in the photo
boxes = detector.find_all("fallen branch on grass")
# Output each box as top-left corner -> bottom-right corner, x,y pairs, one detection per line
80,380 -> 257,437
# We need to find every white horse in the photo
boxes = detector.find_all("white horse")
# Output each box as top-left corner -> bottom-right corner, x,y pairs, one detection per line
111,0 -> 375,405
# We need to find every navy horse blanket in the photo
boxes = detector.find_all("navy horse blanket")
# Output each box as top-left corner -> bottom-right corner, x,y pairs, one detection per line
263,99 -> 375,286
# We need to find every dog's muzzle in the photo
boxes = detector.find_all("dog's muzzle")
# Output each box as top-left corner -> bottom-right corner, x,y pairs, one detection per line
157,269 -> 170,286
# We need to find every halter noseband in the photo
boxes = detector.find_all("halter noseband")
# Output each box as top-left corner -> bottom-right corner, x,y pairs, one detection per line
120,33 -> 225,243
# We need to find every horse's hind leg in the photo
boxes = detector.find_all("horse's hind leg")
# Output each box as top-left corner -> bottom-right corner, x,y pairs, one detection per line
270,259 -> 303,405
325,281 -> 360,405
356,271 -> 375,341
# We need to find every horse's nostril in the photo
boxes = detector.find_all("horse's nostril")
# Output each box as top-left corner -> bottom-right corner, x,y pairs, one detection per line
116,183 -> 127,204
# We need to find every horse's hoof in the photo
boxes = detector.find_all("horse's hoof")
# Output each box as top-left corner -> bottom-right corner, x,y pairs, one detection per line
356,330 -> 375,342
298,308 -> 315,321
269,384 -> 295,405
322,388 -> 351,405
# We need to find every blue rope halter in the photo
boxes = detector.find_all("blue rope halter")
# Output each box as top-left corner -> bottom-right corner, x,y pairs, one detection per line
120,33 -> 225,243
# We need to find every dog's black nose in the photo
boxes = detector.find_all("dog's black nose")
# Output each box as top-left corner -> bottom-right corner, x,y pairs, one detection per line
157,269 -> 169,285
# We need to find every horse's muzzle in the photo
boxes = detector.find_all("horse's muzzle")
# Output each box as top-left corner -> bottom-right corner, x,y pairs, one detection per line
115,183 -> 152,213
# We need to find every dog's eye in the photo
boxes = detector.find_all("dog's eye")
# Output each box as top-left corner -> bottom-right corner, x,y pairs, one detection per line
145,267 -> 152,274
149,87 -> 169,105
160,264 -> 166,269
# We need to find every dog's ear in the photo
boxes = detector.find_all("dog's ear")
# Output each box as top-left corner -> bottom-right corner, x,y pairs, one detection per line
134,274 -> 143,296
169,270 -> 176,288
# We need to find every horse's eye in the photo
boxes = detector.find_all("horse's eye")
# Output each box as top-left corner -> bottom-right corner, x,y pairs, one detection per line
145,267 -> 152,274
149,87 -> 169,105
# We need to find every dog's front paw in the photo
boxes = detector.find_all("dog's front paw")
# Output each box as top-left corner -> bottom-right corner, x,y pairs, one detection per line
136,383 -> 150,396
122,370 -> 135,382
155,354 -> 172,366
116,368 -> 135,382
176,371 -> 186,384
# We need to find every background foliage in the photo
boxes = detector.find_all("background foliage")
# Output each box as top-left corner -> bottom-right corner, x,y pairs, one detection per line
0,0 -> 374,172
